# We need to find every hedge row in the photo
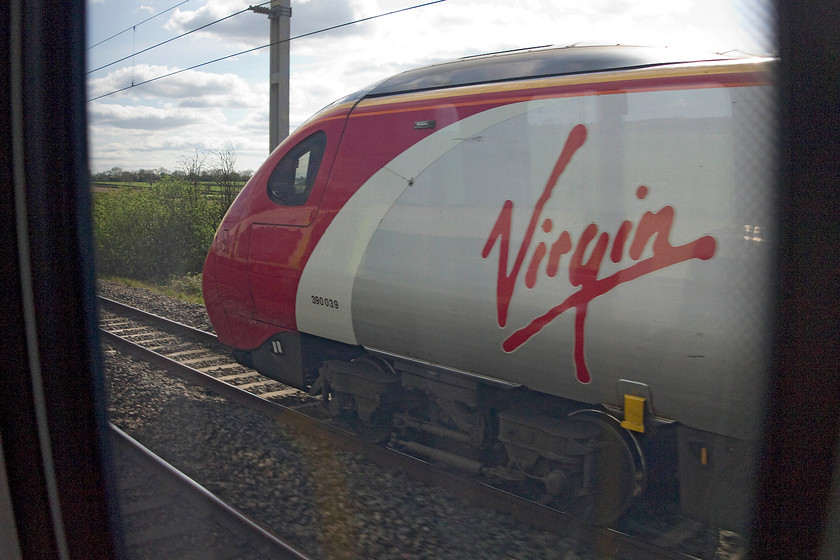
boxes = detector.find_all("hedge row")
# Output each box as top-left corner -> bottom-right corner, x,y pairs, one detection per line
92,177 -> 229,281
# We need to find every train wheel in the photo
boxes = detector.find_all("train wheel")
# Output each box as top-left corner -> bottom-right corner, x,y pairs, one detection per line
350,356 -> 397,444
349,408 -> 394,444
318,356 -> 399,445
322,388 -> 394,444
560,410 -> 646,526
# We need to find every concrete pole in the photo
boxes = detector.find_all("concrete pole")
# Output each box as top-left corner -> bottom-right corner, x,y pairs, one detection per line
269,0 -> 291,152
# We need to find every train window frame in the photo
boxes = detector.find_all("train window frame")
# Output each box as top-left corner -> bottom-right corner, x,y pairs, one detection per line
266,131 -> 327,207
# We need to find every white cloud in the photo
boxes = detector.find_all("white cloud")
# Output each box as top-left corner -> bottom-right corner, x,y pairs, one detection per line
88,103 -> 269,172
165,0 -> 486,56
162,0 -> 363,50
88,64 -> 263,108
165,3 -> 261,46
86,0 -> 775,173
89,102 -> 224,130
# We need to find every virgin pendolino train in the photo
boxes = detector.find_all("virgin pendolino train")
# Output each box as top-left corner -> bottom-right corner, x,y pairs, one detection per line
202,44 -> 775,529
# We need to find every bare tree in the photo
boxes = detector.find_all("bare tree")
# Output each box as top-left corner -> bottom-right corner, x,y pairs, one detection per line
210,146 -> 246,222
211,147 -> 238,204
177,149 -> 208,205
177,149 -> 206,185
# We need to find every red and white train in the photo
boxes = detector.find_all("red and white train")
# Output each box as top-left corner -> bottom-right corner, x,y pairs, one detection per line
202,44 -> 775,529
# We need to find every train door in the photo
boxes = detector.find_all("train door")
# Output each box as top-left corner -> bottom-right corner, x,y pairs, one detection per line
247,120 -> 346,331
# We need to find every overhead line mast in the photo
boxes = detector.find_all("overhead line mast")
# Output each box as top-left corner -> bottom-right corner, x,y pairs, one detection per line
249,0 -> 291,152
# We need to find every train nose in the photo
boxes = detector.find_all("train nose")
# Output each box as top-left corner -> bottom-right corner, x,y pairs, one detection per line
202,220 -> 259,348
201,238 -> 231,342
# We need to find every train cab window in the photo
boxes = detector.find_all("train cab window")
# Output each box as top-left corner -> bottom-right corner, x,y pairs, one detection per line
267,131 -> 327,206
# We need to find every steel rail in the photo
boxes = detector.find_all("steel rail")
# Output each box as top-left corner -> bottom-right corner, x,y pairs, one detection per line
98,296 -> 220,346
109,422 -> 311,560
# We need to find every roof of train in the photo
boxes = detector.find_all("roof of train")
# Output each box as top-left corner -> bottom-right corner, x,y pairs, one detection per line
364,44 -> 741,97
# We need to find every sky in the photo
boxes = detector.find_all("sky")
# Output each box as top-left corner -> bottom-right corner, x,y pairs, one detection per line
85,0 -> 775,174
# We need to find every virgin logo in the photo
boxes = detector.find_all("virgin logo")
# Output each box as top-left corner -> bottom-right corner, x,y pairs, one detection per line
481,124 -> 717,384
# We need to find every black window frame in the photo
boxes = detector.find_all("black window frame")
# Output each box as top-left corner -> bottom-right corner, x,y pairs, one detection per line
266,130 -> 327,207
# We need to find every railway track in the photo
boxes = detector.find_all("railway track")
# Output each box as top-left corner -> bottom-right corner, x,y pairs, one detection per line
111,423 -> 310,560
98,295 -> 730,560
98,297 -> 315,407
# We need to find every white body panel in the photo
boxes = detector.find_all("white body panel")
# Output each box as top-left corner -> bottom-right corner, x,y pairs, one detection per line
299,85 -> 775,440
296,100 -> 549,344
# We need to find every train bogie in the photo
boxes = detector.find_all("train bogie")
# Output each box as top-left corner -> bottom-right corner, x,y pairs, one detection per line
203,45 -> 775,530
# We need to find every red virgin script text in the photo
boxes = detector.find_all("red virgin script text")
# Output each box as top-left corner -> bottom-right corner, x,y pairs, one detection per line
481,124 -> 717,384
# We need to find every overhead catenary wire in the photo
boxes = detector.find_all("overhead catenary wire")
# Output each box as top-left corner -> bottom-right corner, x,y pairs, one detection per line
87,1 -> 271,75
87,0 -> 195,50
88,0 -> 447,102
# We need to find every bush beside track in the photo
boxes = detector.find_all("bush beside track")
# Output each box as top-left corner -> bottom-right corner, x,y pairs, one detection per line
93,177 -> 232,285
